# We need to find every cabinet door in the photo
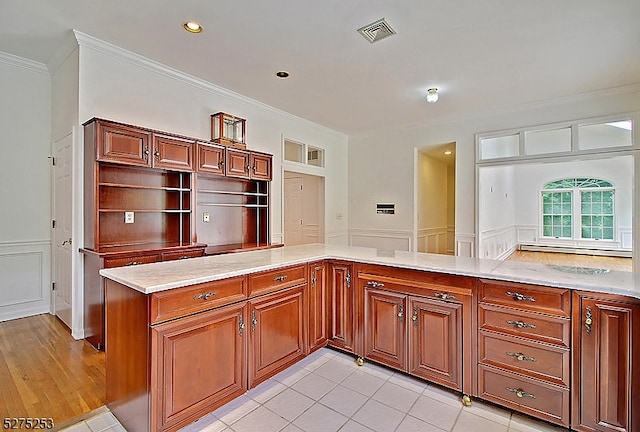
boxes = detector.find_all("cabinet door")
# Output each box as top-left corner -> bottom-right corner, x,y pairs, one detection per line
151,302 -> 247,431
329,262 -> 355,352
152,133 -> 195,171
364,288 -> 407,371
250,152 -> 272,181
225,148 -> 250,179
308,261 -> 328,352
97,121 -> 151,167
572,293 -> 640,432
197,142 -> 226,175
408,296 -> 463,391
248,286 -> 306,388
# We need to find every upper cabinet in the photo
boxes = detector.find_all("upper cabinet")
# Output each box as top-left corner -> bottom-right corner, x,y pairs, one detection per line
197,142 -> 226,175
225,148 -> 272,181
91,119 -> 194,172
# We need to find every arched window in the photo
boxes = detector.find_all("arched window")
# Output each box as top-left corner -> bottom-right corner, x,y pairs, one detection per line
541,178 -> 614,240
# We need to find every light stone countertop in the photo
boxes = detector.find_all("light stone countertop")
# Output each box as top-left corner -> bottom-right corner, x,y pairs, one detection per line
99,243 -> 640,299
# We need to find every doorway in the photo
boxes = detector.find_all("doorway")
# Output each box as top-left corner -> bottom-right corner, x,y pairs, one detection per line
283,171 -> 325,246
416,143 -> 456,254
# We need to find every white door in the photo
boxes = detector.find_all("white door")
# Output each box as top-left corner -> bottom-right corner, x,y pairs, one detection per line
52,133 -> 73,329
284,171 -> 325,246
284,172 -> 303,246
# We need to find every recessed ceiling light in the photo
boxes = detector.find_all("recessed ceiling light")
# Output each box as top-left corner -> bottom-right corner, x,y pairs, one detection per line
183,21 -> 203,33
444,150 -> 452,155
426,88 -> 439,103
276,71 -> 290,78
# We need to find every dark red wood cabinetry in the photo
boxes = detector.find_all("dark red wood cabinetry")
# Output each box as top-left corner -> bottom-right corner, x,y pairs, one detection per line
308,261 -> 329,353
572,292 -> 640,432
328,261 -> 355,353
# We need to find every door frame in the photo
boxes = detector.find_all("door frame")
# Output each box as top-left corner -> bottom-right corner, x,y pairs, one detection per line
281,169 -> 326,246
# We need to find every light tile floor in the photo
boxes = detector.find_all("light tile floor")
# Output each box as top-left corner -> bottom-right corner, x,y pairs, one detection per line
61,348 -> 568,432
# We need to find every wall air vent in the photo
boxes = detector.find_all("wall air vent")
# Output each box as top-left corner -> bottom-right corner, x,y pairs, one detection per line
357,18 -> 396,43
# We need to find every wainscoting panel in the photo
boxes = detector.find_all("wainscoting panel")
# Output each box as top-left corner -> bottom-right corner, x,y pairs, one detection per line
479,226 -> 516,260
456,233 -> 475,257
349,229 -> 412,251
0,241 -> 51,322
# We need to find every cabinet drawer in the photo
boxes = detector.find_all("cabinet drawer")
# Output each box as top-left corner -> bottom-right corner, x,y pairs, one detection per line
479,332 -> 570,387
161,249 -> 204,261
150,276 -> 247,324
479,279 -> 570,317
248,264 -> 307,297
478,365 -> 569,427
479,303 -> 570,347
103,254 -> 160,268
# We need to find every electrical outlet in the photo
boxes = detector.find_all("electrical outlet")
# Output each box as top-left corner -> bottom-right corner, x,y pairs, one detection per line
203,212 -> 210,222
125,211 -> 134,224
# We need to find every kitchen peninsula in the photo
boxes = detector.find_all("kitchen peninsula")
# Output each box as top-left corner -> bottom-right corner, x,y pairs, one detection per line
100,244 -> 640,432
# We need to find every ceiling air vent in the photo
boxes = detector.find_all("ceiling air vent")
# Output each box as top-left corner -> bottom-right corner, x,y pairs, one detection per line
357,18 -> 396,43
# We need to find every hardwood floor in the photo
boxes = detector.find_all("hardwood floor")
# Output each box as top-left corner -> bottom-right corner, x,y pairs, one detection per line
506,250 -> 633,272
0,314 -> 105,426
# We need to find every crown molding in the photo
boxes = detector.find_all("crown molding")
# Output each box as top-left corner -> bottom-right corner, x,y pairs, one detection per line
0,51 -> 48,75
72,31 -> 345,138
47,30 -> 80,75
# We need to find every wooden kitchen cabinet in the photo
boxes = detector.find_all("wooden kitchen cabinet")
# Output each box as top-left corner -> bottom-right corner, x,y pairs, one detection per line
152,133 -> 195,172
477,279 -> 572,427
572,291 -> 640,432
308,261 -> 329,353
248,286 -> 307,388
361,268 -> 468,392
329,261 -> 355,353
225,148 -> 272,181
151,302 -> 247,431
197,142 -> 226,175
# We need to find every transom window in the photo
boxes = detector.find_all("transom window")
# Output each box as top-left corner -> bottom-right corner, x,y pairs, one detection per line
541,178 -> 614,240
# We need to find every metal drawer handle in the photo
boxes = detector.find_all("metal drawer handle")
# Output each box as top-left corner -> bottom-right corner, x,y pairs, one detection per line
367,281 -> 385,288
506,320 -> 536,329
125,261 -> 141,266
506,352 -> 536,362
434,292 -> 456,301
412,307 -> 418,325
178,255 -> 190,260
193,291 -> 216,301
251,310 -> 258,332
239,314 -> 245,336
273,275 -> 288,282
506,291 -> 536,302
506,387 -> 536,399
346,272 -> 351,288
398,305 -> 404,320
585,306 -> 593,334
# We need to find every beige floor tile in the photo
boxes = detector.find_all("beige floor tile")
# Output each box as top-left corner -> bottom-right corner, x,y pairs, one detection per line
351,399 -> 405,432
337,420 -> 375,432
397,415 -> 448,432
245,379 -> 288,404
280,424 -> 304,432
292,404 -> 348,432
357,361 -> 396,380
179,413 -> 226,432
313,358 -> 358,383
86,412 -> 119,432
388,371 -> 429,393
340,370 -> 386,397
453,411 -> 508,432
228,406 -> 288,432
272,364 -> 311,387
61,423 -> 93,432
263,388 -> 315,421
463,400 -> 512,426
509,413 -> 569,432
212,395 -> 260,425
409,394 -> 462,431
291,372 -> 338,400
421,384 -> 466,408
319,385 -> 368,417
371,381 -> 421,412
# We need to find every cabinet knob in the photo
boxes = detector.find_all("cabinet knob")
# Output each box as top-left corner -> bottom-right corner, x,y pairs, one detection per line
506,291 -> 536,302
154,151 -> 160,159
506,387 -> 536,399
143,147 -> 150,156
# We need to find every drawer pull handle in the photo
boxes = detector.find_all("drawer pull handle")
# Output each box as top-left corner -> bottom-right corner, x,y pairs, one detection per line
506,352 -> 536,362
239,314 -> 245,336
398,305 -> 404,321
251,310 -> 258,332
434,292 -> 456,301
273,275 -> 288,282
506,320 -> 537,329
585,306 -> 593,334
412,307 -> 418,326
346,272 -> 352,288
125,261 -> 141,266
367,281 -> 385,288
193,291 -> 216,301
506,387 -> 536,399
506,291 -> 536,302
178,255 -> 190,260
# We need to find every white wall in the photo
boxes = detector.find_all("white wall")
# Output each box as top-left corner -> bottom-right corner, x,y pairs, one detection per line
478,165 -> 517,259
0,52 -> 52,321
75,33 -> 349,248
348,86 -> 640,256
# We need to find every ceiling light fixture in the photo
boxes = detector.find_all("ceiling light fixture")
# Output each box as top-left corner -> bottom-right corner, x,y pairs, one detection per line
426,88 -> 439,103
183,21 -> 203,33
444,150 -> 452,155
276,71 -> 290,78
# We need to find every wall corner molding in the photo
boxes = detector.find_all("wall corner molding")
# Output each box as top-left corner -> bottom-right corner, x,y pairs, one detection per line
0,51 -> 49,75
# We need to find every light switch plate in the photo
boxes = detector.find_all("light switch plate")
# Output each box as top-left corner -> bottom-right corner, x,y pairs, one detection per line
125,211 -> 134,224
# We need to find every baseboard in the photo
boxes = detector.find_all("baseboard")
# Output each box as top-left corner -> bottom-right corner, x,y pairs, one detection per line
518,244 -> 632,258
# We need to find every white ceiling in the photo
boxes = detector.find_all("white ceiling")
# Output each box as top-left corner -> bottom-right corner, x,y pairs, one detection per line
1,0 -> 639,135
